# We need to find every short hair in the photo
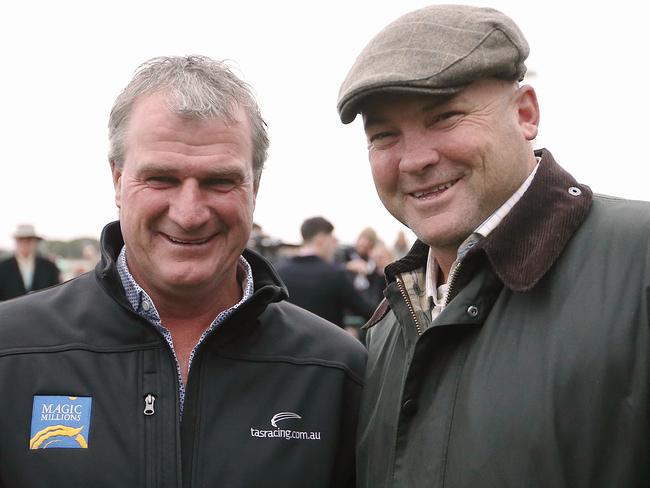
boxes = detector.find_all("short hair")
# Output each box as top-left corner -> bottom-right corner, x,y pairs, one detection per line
358,227 -> 378,245
300,217 -> 334,243
108,55 -> 269,179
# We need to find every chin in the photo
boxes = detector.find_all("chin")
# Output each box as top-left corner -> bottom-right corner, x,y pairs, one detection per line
413,227 -> 466,250
162,269 -> 211,287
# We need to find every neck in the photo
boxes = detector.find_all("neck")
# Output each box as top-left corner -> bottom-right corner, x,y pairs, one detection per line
157,277 -> 241,325
150,271 -> 243,387
130,255 -> 243,325
430,247 -> 458,284
300,244 -> 329,261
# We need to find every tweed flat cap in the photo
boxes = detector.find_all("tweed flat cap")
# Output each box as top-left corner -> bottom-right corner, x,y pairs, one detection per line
337,5 -> 529,124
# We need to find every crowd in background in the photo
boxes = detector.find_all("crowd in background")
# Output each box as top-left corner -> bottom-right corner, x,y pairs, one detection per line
249,219 -> 412,340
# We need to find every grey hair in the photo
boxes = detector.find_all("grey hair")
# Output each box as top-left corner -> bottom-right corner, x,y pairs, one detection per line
108,55 -> 268,178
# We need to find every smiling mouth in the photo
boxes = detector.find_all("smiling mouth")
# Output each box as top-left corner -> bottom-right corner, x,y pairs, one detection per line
411,178 -> 461,199
163,233 -> 213,245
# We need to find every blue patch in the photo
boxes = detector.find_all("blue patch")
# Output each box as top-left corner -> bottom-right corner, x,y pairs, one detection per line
30,396 -> 92,449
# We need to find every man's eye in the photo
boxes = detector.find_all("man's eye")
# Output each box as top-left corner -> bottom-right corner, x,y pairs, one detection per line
369,132 -> 394,142
204,179 -> 237,191
147,176 -> 176,186
432,111 -> 462,125
368,132 -> 397,148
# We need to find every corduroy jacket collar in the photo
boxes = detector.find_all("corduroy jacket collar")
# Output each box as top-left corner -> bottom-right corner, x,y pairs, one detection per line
384,148 -> 593,292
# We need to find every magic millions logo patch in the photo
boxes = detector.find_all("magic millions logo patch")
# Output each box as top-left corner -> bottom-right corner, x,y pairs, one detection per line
30,396 -> 92,449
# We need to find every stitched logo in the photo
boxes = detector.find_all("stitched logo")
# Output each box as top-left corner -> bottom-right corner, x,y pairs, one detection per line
270,411 -> 302,427
251,411 -> 321,441
30,396 -> 92,449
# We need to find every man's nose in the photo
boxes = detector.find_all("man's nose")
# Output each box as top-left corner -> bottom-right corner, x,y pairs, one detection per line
399,130 -> 441,174
168,180 -> 210,230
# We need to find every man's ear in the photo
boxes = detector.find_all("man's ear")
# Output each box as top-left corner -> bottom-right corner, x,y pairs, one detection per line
109,159 -> 123,209
515,85 -> 540,141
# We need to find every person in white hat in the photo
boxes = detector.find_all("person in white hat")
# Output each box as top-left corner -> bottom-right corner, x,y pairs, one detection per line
0,224 -> 60,301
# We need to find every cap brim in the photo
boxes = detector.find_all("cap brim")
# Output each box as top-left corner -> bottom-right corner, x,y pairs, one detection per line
338,84 -> 467,124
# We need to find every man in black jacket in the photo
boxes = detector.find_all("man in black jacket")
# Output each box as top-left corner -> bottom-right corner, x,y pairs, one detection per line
277,216 -> 375,337
0,55 -> 365,487
337,4 -> 650,487
0,224 -> 60,301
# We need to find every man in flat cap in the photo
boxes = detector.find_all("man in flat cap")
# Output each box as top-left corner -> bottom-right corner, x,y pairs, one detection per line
0,224 -> 60,301
338,5 -> 650,487
0,55 -> 365,487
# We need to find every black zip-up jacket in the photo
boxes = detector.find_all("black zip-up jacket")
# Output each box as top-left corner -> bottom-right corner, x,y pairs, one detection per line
0,221 -> 367,487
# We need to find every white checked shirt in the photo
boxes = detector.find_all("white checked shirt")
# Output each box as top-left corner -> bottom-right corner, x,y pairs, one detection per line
426,160 -> 540,320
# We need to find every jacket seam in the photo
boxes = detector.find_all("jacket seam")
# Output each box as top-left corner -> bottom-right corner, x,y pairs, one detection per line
213,351 -> 365,386
0,342 -> 162,357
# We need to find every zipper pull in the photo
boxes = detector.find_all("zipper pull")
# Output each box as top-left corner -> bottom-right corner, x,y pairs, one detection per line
144,393 -> 156,416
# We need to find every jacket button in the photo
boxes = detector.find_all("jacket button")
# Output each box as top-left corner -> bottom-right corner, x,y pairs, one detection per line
467,305 -> 479,317
402,398 -> 418,417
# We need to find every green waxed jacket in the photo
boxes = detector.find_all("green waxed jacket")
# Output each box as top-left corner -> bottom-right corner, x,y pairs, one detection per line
358,149 -> 650,488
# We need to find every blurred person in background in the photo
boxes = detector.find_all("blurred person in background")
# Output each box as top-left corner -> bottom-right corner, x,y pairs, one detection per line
247,222 -> 295,263
0,224 -> 60,301
276,216 -> 375,339
338,227 -> 390,333
365,241 -> 395,306
392,230 -> 411,259
339,227 -> 379,291
338,4 -> 650,487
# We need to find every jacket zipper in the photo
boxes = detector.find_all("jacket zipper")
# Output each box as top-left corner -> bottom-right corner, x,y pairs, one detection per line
396,276 -> 423,336
143,392 -> 158,487
443,262 -> 462,307
144,394 -> 156,415
142,348 -> 160,488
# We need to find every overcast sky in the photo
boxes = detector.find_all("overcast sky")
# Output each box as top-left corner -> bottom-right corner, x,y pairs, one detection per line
1,0 -> 647,251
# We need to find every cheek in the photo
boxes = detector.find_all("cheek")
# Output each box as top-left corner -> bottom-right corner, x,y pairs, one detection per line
370,155 -> 398,195
216,192 -> 256,224
122,190 -> 168,223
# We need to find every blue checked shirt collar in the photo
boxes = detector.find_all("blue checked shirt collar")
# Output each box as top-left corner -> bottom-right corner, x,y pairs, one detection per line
116,246 -> 254,415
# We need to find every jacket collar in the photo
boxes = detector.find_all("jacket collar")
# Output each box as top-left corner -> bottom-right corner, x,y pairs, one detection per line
384,149 -> 593,292
95,221 -> 289,311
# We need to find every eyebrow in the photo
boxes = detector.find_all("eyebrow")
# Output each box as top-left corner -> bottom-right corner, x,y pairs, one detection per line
137,163 -> 245,179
